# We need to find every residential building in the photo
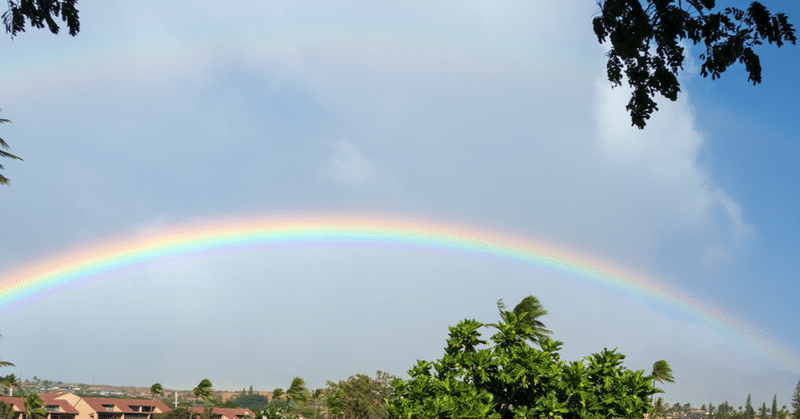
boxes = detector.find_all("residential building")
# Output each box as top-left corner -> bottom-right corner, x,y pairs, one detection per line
41,393 -> 171,419
0,396 -> 80,419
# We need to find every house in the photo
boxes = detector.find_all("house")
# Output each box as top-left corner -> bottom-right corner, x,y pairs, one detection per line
186,407 -> 255,419
41,393 -> 171,419
0,396 -> 80,419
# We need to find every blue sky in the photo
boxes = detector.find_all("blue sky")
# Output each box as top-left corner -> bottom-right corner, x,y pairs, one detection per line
1,0 -> 799,410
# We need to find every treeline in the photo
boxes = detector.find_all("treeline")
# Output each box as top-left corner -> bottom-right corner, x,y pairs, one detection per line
656,394 -> 799,419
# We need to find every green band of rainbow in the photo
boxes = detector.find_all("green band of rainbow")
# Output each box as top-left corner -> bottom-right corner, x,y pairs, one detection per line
1,213 -> 798,372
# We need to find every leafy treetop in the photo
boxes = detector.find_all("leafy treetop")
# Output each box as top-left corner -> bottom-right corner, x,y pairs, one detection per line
593,0 -> 796,129
387,311 -> 661,419
3,0 -> 79,37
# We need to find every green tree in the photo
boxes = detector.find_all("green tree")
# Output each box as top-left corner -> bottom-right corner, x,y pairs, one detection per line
310,389 -> 324,419
0,116 -> 23,186
231,394 -> 271,412
387,309 -> 660,419
710,403 -> 717,419
248,386 -> 254,396
286,377 -> 309,414
593,0 -> 796,129
151,383 -> 164,400
2,0 -> 80,37
0,401 -> 15,419
1,374 -> 19,396
649,360 -> 674,404
24,394 -> 46,419
485,295 -> 552,347
192,379 -> 214,419
745,394 -> 756,419
761,403 -> 769,419
271,388 -> 284,406
325,372 -> 395,419
773,396 -> 779,419
792,379 -> 800,419
651,397 -> 669,419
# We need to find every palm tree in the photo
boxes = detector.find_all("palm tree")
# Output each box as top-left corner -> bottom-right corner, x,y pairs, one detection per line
649,397 -> 668,419
271,388 -> 284,411
24,394 -> 46,419
192,379 -> 214,419
150,383 -> 164,400
649,360 -> 674,405
285,377 -> 309,414
1,114 -> 24,186
2,375 -> 20,396
485,295 -> 552,346
651,360 -> 674,384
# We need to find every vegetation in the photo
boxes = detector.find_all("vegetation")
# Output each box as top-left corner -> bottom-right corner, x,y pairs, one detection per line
252,405 -> 284,419
325,371 -> 396,419
224,393 -> 271,411
0,118 -> 22,186
0,401 -> 15,419
485,296 -> 552,347
792,379 -> 800,419
594,0 -> 796,129
151,383 -> 165,400
191,379 -> 214,419
387,298 -> 663,419
286,377 -> 310,414
24,393 -> 46,419
2,374 -> 20,396
272,388 -> 284,404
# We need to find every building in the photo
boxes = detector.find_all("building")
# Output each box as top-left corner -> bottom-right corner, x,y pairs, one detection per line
0,396 -> 80,419
41,393 -> 171,419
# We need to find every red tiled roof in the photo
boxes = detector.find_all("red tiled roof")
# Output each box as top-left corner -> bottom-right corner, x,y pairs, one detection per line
0,397 -> 25,411
80,398 -> 171,414
43,399 -> 80,414
41,393 -> 69,400
1,395 -> 78,414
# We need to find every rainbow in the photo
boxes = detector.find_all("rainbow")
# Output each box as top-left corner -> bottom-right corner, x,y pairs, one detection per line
2,212 -> 798,372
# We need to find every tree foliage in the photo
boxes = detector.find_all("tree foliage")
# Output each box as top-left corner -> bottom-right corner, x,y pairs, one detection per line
593,0 -> 796,129
791,379 -> 800,419
2,0 -> 79,37
286,377 -> 310,413
0,401 -> 15,419
24,393 -> 46,419
228,394 -> 271,412
387,311 -> 661,419
773,395 -> 779,419
0,116 -> 22,186
325,371 -> 396,419
253,405 -> 285,419
271,388 -> 283,402
485,296 -> 552,347
744,394 -> 755,419
151,383 -> 164,400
